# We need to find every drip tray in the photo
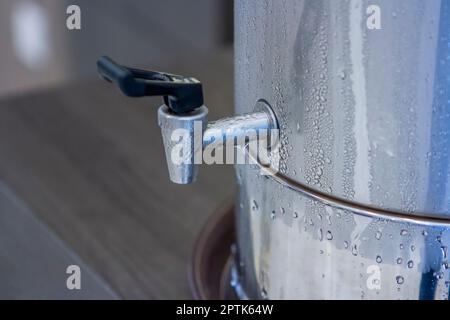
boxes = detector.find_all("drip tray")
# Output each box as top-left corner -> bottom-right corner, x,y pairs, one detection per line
189,200 -> 238,300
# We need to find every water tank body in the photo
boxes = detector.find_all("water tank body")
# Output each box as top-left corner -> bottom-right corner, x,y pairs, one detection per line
234,0 -> 450,300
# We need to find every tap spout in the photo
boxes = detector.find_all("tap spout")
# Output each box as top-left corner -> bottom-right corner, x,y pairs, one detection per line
158,100 -> 278,184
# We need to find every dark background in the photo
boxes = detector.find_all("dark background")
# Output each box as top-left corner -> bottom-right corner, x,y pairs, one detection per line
0,0 -> 233,96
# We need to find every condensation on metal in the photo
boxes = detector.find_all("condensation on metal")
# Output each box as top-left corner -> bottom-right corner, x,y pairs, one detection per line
234,0 -> 450,300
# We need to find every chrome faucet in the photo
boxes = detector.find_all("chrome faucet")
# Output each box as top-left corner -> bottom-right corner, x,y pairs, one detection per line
97,56 -> 279,184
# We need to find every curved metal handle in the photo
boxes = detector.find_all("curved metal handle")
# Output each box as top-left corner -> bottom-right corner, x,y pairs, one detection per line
97,56 -> 204,114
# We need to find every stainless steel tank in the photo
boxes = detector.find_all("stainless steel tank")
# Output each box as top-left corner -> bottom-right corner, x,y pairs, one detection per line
234,0 -> 450,299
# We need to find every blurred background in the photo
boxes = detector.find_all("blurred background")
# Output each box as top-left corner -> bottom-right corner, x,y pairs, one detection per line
0,0 -> 233,96
0,0 -> 235,299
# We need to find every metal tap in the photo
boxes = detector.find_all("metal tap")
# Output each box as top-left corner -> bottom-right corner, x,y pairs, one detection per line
97,56 -> 279,184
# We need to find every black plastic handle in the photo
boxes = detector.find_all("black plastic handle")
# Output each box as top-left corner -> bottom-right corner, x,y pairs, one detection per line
97,56 -> 203,114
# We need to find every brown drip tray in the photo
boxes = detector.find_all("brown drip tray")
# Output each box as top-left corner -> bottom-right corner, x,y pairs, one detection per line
188,200 -> 237,300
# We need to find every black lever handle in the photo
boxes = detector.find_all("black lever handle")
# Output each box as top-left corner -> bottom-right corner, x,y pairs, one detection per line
97,56 -> 204,114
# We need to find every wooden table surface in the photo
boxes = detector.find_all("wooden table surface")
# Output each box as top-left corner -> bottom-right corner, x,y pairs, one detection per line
0,52 -> 235,299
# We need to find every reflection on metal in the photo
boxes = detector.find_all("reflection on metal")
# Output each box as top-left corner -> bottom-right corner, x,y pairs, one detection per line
235,0 -> 450,300
230,261 -> 250,300
252,153 -> 450,227
158,105 -> 209,184
158,101 -> 278,184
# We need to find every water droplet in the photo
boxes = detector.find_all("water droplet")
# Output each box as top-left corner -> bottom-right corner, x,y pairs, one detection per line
326,231 -> 333,240
296,122 -> 301,132
338,70 -> 346,80
270,211 -> 276,220
318,228 -> 323,241
411,245 -> 416,252
293,211 -> 299,219
407,260 -> 414,269
344,241 -> 349,249
352,245 -> 358,256
441,246 -> 448,260
396,276 -> 404,285
252,200 -> 259,211
376,255 -> 383,263
375,231 -> 382,240
261,287 -> 268,299
400,230 -> 408,236
435,271 -> 444,280
397,257 -> 403,264
316,167 -> 323,177
422,230 -> 428,237
280,207 -> 286,214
